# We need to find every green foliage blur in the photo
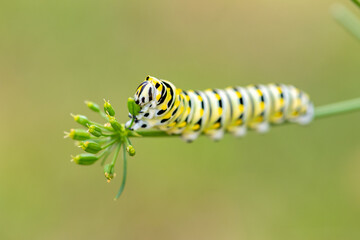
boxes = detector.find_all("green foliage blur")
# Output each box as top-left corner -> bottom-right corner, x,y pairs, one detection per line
1,0 -> 360,239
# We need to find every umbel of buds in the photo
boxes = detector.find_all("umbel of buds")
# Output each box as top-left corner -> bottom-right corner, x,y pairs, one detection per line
65,98 -> 140,199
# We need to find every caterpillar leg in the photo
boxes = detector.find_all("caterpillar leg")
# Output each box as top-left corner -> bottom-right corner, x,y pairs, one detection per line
181,132 -> 201,142
254,122 -> 270,133
207,130 -> 225,141
296,102 -> 314,125
228,125 -> 247,137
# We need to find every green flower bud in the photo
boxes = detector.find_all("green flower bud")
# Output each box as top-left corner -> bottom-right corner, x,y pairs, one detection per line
88,125 -> 102,137
126,145 -> 136,156
80,141 -> 102,154
104,164 -> 115,182
71,114 -> 90,127
127,98 -> 141,116
72,153 -> 99,165
85,101 -> 100,112
104,100 -> 115,116
108,116 -> 122,132
67,129 -> 91,140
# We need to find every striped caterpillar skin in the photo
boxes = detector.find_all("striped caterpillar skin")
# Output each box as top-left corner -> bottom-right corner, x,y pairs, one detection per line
126,76 -> 314,142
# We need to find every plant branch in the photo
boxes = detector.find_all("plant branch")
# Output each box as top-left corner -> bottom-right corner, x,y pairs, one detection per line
130,97 -> 360,138
351,0 -> 360,9
115,144 -> 128,200
332,3 -> 360,40
314,97 -> 360,118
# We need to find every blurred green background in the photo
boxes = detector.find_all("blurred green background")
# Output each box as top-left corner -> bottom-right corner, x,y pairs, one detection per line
1,0 -> 360,239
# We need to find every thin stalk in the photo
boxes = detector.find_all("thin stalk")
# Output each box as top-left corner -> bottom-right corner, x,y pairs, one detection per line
115,144 -> 127,200
102,132 -> 118,137
314,97 -> 360,118
110,142 -> 122,166
101,138 -> 119,150
332,3 -> 360,40
130,97 -> 360,138
100,112 -> 108,121
90,138 -> 112,144
127,118 -> 135,130
100,145 -> 114,166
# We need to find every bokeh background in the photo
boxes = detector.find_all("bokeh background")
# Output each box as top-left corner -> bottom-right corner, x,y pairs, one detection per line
1,0 -> 360,239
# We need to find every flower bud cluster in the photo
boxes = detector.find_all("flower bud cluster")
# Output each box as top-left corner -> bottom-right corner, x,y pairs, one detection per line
65,99 -> 139,196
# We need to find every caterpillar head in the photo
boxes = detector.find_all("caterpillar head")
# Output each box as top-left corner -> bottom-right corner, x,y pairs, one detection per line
133,76 -> 159,107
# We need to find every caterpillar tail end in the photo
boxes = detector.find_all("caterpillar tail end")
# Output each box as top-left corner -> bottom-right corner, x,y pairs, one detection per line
297,102 -> 314,125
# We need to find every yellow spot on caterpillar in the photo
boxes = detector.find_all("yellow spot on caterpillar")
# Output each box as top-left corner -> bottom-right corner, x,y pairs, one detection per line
197,95 -> 202,101
186,95 -> 190,101
236,91 -> 241,98
164,111 -> 172,119
239,105 -> 244,112
279,98 -> 284,106
178,122 -> 187,128
256,116 -> 263,122
199,109 -> 204,116
218,107 -> 223,115
260,102 -> 265,110
156,94 -> 161,101
257,89 -> 263,96
167,122 -> 177,127
213,122 -> 221,129
273,112 -> 283,118
215,94 -> 221,100
193,124 -> 200,130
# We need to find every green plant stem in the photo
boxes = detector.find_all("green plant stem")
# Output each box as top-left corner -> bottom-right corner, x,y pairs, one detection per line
110,142 -> 122,166
115,144 -> 127,200
332,3 -> 360,40
130,97 -> 360,138
351,0 -> 360,8
128,118 -> 135,129
100,112 -> 108,121
101,138 -> 119,149
123,137 -> 132,148
314,97 -> 360,118
100,145 -> 114,166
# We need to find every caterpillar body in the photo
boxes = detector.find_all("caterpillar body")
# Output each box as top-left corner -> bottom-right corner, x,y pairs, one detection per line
126,76 -> 314,142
